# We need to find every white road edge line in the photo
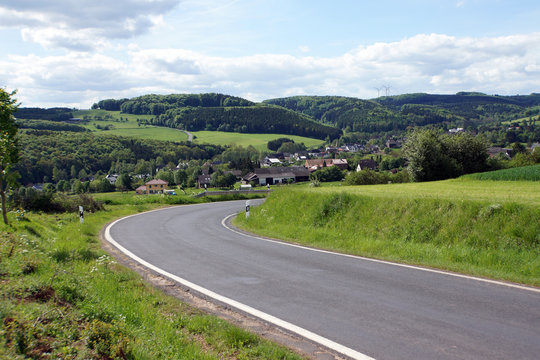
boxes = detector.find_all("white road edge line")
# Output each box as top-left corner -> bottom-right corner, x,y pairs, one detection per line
104,212 -> 375,360
222,213 -> 540,294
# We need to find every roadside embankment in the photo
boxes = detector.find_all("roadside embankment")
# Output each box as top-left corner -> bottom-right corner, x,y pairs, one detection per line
234,182 -> 540,286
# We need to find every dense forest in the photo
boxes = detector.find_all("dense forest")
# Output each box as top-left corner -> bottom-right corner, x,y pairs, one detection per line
15,130 -> 224,185
264,96 -> 466,133
93,93 -> 255,113
16,119 -> 89,132
266,93 -> 540,128
14,107 -> 74,121
376,92 -> 540,121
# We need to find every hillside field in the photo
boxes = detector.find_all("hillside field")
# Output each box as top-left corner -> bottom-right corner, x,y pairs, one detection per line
73,109 -> 324,150
235,178 -> 540,286
192,130 -> 325,151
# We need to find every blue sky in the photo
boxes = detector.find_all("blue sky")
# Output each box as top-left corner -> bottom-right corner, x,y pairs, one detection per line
1,0 -> 539,108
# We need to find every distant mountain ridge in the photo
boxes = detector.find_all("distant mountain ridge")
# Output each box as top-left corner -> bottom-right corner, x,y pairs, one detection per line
265,92 -> 540,133
18,91 -> 540,140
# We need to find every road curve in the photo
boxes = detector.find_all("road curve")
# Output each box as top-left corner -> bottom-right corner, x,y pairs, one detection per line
105,200 -> 540,360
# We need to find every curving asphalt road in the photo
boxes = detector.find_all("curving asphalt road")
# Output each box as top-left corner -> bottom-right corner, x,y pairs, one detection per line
105,200 -> 540,360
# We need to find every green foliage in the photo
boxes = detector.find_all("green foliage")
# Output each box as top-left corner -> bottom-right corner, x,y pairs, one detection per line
1,88 -> 20,224
267,137 -> 294,151
15,130 -> 224,185
310,166 -> 344,182
117,93 -> 254,115
16,119 -> 89,132
277,141 -> 306,154
10,189 -> 104,212
344,169 -> 410,185
403,129 -> 489,182
14,107 -> 73,121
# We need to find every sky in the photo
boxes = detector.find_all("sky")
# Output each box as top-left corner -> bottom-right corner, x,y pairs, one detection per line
1,0 -> 540,108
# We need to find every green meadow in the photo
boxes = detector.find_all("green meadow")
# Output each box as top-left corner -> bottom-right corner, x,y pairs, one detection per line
235,178 -> 540,286
192,131 -> 325,151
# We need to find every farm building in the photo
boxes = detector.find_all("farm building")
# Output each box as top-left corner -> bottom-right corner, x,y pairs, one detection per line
243,166 -> 309,186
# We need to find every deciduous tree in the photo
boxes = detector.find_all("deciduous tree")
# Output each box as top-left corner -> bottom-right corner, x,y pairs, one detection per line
0,88 -> 19,224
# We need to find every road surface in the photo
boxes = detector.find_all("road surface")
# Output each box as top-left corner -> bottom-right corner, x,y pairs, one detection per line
105,200 -> 540,360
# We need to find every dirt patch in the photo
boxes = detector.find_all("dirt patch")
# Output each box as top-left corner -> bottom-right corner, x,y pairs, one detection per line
100,222 -> 348,360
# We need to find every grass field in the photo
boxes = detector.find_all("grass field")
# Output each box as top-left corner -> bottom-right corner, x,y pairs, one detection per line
235,179 -> 540,286
0,193 -> 300,359
460,164 -> 540,181
73,109 -> 189,142
192,131 -> 325,150
73,109 -> 325,149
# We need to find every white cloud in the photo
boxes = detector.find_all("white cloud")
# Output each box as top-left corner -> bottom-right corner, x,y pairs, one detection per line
0,0 -> 180,50
2,32 -> 540,107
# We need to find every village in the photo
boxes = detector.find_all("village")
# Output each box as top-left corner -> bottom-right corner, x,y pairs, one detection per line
123,138 -> 539,195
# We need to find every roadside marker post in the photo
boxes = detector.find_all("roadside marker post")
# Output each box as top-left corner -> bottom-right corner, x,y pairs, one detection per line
79,205 -> 84,224
245,200 -> 251,220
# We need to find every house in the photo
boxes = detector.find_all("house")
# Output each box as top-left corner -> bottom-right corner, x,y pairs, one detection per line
261,157 -> 282,167
146,179 -> 168,194
331,159 -> 349,170
325,146 -> 339,153
293,151 -> 310,161
356,159 -> 378,171
106,174 -> 119,185
225,170 -> 243,180
385,139 -> 400,148
487,147 -> 514,159
197,174 -> 212,189
304,158 -> 348,172
242,166 -> 309,186
135,185 -> 147,195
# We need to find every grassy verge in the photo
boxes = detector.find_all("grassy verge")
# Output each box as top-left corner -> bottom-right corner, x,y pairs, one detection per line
234,180 -> 540,286
0,195 -> 302,359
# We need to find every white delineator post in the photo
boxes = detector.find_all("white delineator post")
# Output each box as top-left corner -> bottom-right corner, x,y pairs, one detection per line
245,200 -> 251,220
79,205 -> 84,224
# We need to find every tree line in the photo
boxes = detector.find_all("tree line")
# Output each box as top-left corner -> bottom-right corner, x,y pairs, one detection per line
15,130 -> 225,185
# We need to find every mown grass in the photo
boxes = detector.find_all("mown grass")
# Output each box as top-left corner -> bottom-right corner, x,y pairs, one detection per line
0,194 -> 302,359
234,180 -> 540,286
460,164 -> 540,181
191,131 -> 325,151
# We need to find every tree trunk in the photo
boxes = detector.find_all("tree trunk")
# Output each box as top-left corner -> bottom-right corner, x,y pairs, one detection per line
1,189 -> 8,225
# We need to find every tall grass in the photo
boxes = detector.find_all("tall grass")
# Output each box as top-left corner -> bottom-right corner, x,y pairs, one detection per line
0,197 -> 302,359
234,184 -> 540,286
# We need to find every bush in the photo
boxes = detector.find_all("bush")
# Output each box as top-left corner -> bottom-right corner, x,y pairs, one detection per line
345,170 -> 389,185
310,166 -> 344,182
9,189 -> 104,213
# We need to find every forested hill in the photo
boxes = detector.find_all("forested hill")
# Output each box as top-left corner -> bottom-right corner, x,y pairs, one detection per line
93,93 -> 255,113
375,92 -> 540,121
265,93 -> 540,133
93,93 -> 342,140
264,96 -> 465,133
